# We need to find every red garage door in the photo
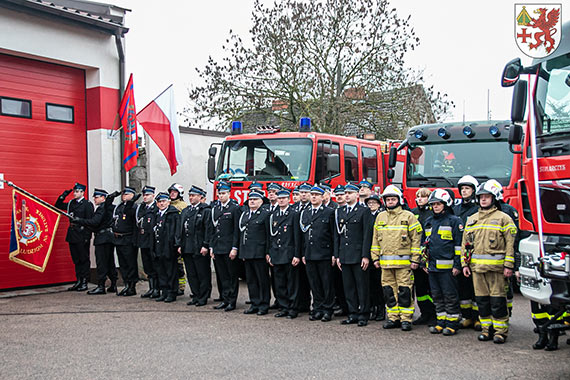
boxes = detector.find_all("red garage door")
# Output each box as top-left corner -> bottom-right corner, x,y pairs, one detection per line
0,53 -> 87,290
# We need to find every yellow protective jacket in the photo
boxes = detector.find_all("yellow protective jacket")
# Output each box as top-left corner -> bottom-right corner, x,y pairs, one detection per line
371,206 -> 422,268
171,199 -> 188,212
461,206 -> 517,273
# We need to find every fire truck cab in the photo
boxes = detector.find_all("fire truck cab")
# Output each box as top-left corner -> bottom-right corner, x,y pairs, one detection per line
207,119 -> 390,203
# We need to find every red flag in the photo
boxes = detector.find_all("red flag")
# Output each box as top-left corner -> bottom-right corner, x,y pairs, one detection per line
119,74 -> 139,172
10,189 -> 61,272
137,85 -> 183,175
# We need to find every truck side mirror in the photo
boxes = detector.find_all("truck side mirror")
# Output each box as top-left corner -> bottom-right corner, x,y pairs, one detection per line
501,58 -> 522,87
511,80 -> 527,123
508,124 -> 523,145
207,156 -> 216,181
388,146 -> 397,168
387,168 -> 395,180
326,154 -> 340,174
208,146 -> 217,157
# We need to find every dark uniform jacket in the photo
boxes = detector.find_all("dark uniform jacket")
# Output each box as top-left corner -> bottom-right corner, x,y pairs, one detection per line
335,203 -> 372,264
74,194 -> 118,245
210,200 -> 240,255
411,204 -> 433,228
153,205 -> 180,260
292,201 -> 310,213
179,203 -> 212,256
238,208 -> 270,260
262,203 -> 280,214
453,199 -> 478,225
324,200 -> 338,209
55,196 -> 94,243
422,210 -> 463,272
135,202 -> 157,249
269,206 -> 301,265
112,196 -> 140,245
300,205 -> 338,261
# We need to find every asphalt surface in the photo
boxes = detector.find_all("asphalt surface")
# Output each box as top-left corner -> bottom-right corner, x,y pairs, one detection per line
0,281 -> 568,380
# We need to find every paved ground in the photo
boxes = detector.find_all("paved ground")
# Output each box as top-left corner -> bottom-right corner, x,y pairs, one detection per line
0,281 -> 568,380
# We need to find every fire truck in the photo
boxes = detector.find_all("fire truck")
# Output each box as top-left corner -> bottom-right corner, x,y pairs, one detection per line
386,120 -> 518,208
207,119 -> 391,203
500,20 -> 570,320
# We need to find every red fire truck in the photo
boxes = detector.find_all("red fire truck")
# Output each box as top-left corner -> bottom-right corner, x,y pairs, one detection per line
500,21 -> 570,313
386,120 -> 518,208
207,119 -> 391,202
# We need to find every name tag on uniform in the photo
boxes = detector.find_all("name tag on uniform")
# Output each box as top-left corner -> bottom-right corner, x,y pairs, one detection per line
223,212 -> 231,215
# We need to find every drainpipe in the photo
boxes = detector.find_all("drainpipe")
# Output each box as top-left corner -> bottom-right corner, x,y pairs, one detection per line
115,33 -> 126,189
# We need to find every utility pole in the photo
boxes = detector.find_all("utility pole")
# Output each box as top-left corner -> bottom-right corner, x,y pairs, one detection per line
487,89 -> 491,120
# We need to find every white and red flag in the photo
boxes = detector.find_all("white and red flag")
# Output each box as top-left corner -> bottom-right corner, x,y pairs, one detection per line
137,85 -> 183,175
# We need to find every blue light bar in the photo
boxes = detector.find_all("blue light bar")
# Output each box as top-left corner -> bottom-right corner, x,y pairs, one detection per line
414,129 -> 427,141
231,121 -> 243,135
299,117 -> 311,132
489,125 -> 501,137
437,127 -> 450,139
463,126 -> 475,138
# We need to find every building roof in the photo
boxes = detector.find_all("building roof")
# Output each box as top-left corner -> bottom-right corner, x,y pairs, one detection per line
1,0 -> 129,35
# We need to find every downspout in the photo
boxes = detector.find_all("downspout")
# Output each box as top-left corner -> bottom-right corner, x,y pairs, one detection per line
115,33 -> 126,189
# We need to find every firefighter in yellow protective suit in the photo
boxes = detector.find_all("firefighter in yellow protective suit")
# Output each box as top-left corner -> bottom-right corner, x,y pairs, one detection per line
461,180 -> 517,344
371,185 -> 422,331
168,183 -> 188,296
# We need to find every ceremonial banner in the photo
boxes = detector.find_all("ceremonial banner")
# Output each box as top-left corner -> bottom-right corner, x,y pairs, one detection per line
9,189 -> 61,272
119,73 -> 139,172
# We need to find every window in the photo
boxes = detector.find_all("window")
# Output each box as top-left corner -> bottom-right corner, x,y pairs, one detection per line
361,146 -> 378,183
344,144 -> 359,182
315,140 -> 340,183
46,103 -> 74,123
0,97 -> 31,118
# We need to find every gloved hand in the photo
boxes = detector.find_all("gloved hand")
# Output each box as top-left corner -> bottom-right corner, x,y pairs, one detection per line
61,189 -> 73,197
110,191 -> 121,198
71,217 -> 83,225
133,193 -> 142,202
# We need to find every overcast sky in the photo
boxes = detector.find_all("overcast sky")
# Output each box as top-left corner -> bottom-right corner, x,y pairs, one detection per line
113,0 -> 560,128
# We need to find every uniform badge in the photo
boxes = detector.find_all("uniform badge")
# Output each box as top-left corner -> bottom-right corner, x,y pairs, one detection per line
122,215 -> 126,220
459,224 -> 464,232
284,225 -> 287,232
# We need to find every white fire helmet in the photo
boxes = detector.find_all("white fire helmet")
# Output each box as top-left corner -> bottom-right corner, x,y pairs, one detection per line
476,180 -> 502,201
381,185 -> 404,204
457,175 -> 479,191
168,183 -> 184,196
428,188 -> 453,207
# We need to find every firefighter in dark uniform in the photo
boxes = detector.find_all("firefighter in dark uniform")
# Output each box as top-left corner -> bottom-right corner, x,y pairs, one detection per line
268,188 -> 302,318
321,183 -> 338,209
358,180 -> 373,205
336,183 -> 372,326
300,185 -> 338,322
411,188 -> 436,326
292,182 -> 313,314
136,186 -> 159,298
55,183 -> 94,291
453,175 -> 480,329
210,181 -> 241,312
168,183 -> 188,297
365,194 -> 386,321
179,185 -> 212,307
422,189 -> 463,335
264,182 -> 281,310
152,192 -> 181,303
292,186 -> 301,205
332,185 -> 348,317
73,188 -> 118,294
239,190 -> 271,315
112,186 -> 140,296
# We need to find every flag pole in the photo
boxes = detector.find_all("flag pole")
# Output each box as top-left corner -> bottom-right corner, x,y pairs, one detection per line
1,179 -> 73,218
137,84 -> 173,115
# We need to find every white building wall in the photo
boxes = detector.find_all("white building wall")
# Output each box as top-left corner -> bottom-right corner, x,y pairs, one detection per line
146,129 -> 227,202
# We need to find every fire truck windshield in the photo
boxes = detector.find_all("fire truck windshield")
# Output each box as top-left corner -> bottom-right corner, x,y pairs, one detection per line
536,55 -> 570,135
406,141 -> 514,187
217,138 -> 313,181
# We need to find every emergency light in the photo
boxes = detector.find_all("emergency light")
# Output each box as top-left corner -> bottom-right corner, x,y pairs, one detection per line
437,128 -> 450,140
489,125 -> 501,137
231,121 -> 243,135
299,117 -> 311,132
463,126 -> 475,138
414,129 -> 427,141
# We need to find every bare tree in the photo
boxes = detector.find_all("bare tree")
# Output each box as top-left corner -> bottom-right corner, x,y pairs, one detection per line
184,0 -> 454,137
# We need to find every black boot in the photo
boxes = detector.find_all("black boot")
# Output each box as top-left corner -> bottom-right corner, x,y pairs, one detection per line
117,282 -> 129,296
107,280 -> 117,293
87,284 -> 106,295
164,292 -> 177,303
545,331 -> 559,351
123,282 -> 137,296
532,332 -> 548,349
155,291 -> 167,302
149,280 -> 161,299
67,279 -> 81,291
141,278 -> 155,298
370,306 -> 378,321
76,278 -> 88,292
376,306 -> 386,321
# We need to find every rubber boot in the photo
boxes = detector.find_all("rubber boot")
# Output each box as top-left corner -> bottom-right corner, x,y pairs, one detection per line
532,332 -> 548,349
76,278 -> 88,292
123,281 -> 137,296
149,279 -> 161,299
545,331 -> 559,351
141,278 -> 155,298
